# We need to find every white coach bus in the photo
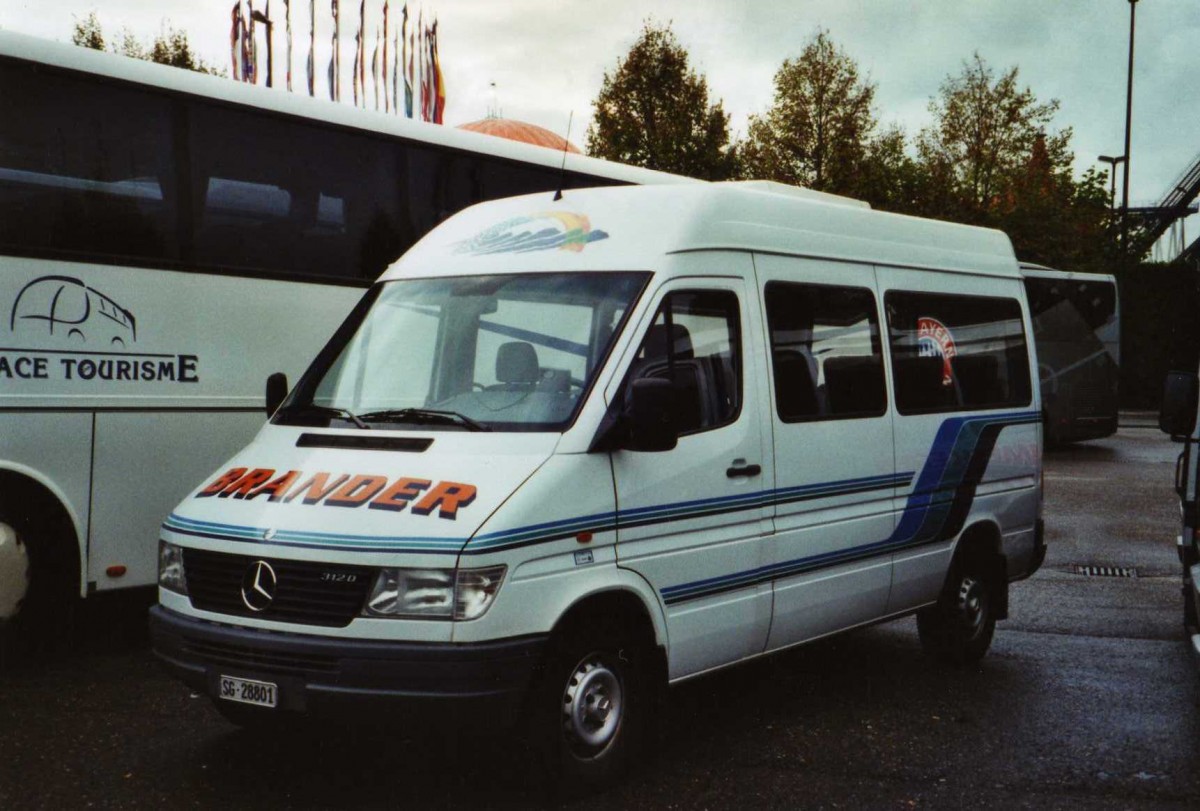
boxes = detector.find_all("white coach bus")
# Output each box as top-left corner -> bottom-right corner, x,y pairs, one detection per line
0,31 -> 685,655
1019,264 -> 1120,445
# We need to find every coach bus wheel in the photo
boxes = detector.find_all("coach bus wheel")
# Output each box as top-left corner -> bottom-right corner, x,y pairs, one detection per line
917,559 -> 997,665
529,621 -> 648,795
0,506 -> 78,664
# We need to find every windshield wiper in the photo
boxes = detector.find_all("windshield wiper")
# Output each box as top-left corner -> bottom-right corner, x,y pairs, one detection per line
279,404 -> 370,430
356,407 -> 491,432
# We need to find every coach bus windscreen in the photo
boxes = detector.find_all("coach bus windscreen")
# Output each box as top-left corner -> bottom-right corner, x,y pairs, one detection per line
277,272 -> 648,432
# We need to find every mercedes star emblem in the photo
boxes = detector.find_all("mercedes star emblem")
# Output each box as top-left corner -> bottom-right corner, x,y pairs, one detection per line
240,560 -> 278,612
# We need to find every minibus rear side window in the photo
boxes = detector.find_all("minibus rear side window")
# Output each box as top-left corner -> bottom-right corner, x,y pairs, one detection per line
765,282 -> 886,422
885,290 -> 1032,414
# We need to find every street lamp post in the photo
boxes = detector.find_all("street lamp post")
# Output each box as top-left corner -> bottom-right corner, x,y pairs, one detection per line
1121,0 -> 1139,255
1099,154 -> 1126,212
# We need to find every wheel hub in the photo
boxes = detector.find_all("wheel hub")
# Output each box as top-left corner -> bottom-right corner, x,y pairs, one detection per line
562,655 -> 623,754
0,522 -> 30,621
957,575 -> 987,637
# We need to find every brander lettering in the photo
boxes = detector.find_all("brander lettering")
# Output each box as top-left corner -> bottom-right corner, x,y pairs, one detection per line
197,468 -> 478,520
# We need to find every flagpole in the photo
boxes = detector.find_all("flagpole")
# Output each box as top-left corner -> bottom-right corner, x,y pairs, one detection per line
382,2 -> 389,113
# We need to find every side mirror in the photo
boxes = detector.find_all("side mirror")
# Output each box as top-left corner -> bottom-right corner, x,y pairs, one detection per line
1160,370 -> 1199,438
265,372 -> 289,417
628,377 -> 679,452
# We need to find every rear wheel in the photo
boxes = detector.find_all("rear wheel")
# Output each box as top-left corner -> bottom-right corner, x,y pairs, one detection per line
917,560 -> 997,665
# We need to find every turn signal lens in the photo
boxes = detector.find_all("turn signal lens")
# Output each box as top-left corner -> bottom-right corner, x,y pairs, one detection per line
454,565 -> 507,621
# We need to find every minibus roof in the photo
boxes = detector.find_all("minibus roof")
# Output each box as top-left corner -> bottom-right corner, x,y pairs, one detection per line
385,182 -> 1021,280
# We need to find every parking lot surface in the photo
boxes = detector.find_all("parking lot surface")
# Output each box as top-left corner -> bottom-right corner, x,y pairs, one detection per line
1,425 -> 1198,809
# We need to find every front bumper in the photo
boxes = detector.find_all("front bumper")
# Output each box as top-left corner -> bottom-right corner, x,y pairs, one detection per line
149,606 -> 547,725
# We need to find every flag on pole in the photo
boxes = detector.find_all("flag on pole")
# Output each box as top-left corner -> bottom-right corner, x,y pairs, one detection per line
431,19 -> 445,124
419,15 -> 429,121
284,0 -> 292,91
358,0 -> 367,108
372,27 -> 381,111
307,0 -> 315,95
403,4 -> 413,118
352,23 -> 360,107
392,12 -> 399,114
382,2 -> 389,113
252,1 -> 273,88
230,2 -> 242,81
246,1 -> 258,84
329,0 -> 339,101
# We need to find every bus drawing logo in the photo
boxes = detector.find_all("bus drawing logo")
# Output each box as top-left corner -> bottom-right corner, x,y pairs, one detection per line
9,276 -> 137,347
917,316 -> 956,386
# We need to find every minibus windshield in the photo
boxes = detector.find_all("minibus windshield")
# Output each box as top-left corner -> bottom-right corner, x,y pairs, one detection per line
280,272 -> 649,432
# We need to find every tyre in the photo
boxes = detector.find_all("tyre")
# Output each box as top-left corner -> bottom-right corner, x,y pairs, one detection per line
0,504 -> 78,665
917,558 -> 997,665
527,621 -> 650,796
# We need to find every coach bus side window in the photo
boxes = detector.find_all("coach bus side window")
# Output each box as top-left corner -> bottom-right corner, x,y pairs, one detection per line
886,290 -> 1032,414
766,282 -> 886,421
188,102 -> 404,281
0,63 -> 178,264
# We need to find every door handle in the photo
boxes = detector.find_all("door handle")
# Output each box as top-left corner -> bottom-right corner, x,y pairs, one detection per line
726,462 -> 761,478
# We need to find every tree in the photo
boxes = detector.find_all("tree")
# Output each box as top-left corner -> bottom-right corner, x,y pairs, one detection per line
739,31 -> 876,195
587,22 -> 737,181
917,54 -> 1115,270
71,12 -> 105,51
71,14 -> 224,76
918,54 -> 1067,218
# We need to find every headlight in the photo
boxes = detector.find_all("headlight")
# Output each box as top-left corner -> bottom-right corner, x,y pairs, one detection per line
158,540 -> 187,595
363,565 -> 506,621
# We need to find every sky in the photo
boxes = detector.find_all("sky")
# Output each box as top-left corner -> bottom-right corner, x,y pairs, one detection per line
2,0 -> 1199,255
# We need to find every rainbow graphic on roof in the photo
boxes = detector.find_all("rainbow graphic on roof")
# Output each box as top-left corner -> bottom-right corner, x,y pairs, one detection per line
453,212 -> 609,256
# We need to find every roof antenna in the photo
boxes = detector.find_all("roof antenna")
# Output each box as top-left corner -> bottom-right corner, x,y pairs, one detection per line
553,110 -> 573,202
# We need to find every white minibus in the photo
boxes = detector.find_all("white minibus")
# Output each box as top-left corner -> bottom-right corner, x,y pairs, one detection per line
151,182 -> 1045,788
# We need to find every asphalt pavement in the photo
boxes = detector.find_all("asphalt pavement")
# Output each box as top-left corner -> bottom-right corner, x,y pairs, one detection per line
1,425 -> 1197,809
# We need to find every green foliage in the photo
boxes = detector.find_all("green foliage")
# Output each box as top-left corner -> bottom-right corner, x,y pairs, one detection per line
71,12 -> 105,51
918,54 -> 1068,219
70,14 -> 224,77
586,21 -> 737,181
739,31 -> 876,195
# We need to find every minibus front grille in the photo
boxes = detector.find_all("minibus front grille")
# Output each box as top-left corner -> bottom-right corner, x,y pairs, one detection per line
181,637 -> 341,675
183,549 -> 373,628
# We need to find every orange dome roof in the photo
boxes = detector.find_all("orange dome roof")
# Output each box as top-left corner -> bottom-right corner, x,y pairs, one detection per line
457,118 -> 581,154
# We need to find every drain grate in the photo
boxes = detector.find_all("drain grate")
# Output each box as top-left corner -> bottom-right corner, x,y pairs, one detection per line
1073,564 -> 1137,578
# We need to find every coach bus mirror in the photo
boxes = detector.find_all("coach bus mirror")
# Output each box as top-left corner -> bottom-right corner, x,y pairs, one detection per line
265,372 -> 289,417
1159,371 -> 1199,438
628,378 -> 679,452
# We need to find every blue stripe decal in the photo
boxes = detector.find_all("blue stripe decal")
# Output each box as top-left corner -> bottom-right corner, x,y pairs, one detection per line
162,410 -> 1036,564
659,410 -> 1039,605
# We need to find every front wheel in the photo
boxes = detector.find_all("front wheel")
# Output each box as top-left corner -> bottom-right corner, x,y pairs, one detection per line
528,624 -> 649,795
917,563 -> 997,665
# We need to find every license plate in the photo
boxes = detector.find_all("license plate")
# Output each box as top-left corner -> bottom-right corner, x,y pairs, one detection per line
218,675 -> 278,708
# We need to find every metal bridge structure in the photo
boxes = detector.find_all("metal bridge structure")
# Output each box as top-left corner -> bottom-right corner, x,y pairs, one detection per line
1133,149 -> 1200,264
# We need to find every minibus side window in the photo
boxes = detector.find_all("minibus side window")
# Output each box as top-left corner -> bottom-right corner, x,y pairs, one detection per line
885,291 -> 1032,414
765,282 -> 886,421
628,291 -> 742,435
